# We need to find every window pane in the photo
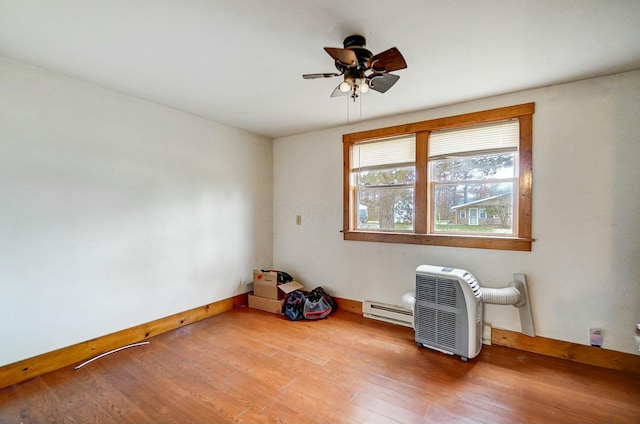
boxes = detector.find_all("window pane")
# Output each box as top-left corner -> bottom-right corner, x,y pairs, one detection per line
433,181 -> 514,235
356,186 -> 414,231
357,165 -> 415,187
431,152 -> 515,182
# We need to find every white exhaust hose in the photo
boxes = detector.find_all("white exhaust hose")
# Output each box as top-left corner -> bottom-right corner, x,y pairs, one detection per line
480,286 -> 521,305
401,291 -> 416,312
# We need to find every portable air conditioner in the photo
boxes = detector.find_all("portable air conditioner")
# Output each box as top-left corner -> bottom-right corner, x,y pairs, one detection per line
414,265 -> 483,361
412,265 -> 534,361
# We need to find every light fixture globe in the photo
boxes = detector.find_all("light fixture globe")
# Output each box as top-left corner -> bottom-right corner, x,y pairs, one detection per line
359,79 -> 369,93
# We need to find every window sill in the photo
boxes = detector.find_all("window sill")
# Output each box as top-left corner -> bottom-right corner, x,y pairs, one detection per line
342,231 -> 533,251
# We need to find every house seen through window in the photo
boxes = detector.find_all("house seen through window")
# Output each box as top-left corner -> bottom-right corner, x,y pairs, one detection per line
343,103 -> 534,251
430,119 -> 519,236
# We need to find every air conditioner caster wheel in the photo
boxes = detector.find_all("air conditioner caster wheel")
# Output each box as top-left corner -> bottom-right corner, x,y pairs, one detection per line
416,342 -> 423,348
461,356 -> 468,362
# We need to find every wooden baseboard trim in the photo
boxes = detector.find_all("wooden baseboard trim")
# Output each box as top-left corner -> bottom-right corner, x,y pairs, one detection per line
0,293 -> 249,389
336,298 -> 639,375
334,297 -> 363,314
491,328 -> 640,375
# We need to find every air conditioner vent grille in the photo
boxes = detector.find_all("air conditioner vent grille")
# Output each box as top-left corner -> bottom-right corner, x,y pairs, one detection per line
417,307 -> 436,341
437,280 -> 457,307
417,278 -> 436,303
417,275 -> 459,307
437,310 -> 457,348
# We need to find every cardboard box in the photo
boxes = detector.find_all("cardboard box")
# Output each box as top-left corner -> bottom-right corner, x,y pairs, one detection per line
249,269 -> 305,314
248,295 -> 285,314
278,280 -> 304,295
254,280 -> 305,300
254,281 -> 284,300
253,269 -> 278,285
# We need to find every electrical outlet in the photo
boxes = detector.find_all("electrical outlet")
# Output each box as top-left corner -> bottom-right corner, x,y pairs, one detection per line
296,215 -> 302,225
590,328 -> 603,347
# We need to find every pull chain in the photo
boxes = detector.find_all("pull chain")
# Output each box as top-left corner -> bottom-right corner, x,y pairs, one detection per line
346,94 -> 350,124
346,90 -> 363,124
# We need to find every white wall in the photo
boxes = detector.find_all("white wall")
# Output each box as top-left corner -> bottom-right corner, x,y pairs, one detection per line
0,57 -> 273,366
273,70 -> 640,355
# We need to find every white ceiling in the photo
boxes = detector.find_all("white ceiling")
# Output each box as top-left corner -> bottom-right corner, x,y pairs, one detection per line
1,1 -> 639,139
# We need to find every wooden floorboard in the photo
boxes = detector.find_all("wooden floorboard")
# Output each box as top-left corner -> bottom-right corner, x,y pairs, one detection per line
1,307 -> 639,424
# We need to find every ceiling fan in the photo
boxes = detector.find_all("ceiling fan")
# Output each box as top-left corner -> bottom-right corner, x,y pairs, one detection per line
303,35 -> 407,101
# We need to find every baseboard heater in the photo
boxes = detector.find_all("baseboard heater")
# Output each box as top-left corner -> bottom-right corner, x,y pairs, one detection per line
363,301 -> 413,328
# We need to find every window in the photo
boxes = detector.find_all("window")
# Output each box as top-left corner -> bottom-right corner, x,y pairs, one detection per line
352,135 -> 415,232
431,119 -> 518,236
343,103 -> 534,251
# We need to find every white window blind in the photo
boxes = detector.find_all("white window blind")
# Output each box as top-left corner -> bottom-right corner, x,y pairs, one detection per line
429,120 -> 519,159
352,135 -> 416,170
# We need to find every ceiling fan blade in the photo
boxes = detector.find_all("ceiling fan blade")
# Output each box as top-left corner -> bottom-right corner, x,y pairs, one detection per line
302,73 -> 341,79
368,47 -> 407,72
324,47 -> 358,66
368,73 -> 400,93
330,85 -> 349,97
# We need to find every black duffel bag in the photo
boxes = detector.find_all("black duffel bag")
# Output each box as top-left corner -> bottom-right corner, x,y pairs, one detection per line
303,286 -> 334,320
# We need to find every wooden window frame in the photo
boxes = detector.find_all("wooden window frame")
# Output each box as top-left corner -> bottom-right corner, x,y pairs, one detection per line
342,103 -> 534,251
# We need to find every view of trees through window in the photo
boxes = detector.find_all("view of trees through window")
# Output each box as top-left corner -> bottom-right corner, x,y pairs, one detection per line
431,152 -> 516,234
355,166 -> 415,231
354,153 -> 515,233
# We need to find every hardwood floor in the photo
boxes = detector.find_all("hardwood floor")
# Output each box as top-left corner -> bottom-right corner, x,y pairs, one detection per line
1,307 -> 638,423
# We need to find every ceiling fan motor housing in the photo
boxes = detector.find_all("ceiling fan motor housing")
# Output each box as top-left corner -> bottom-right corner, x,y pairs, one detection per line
343,35 -> 366,48
341,35 -> 372,70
